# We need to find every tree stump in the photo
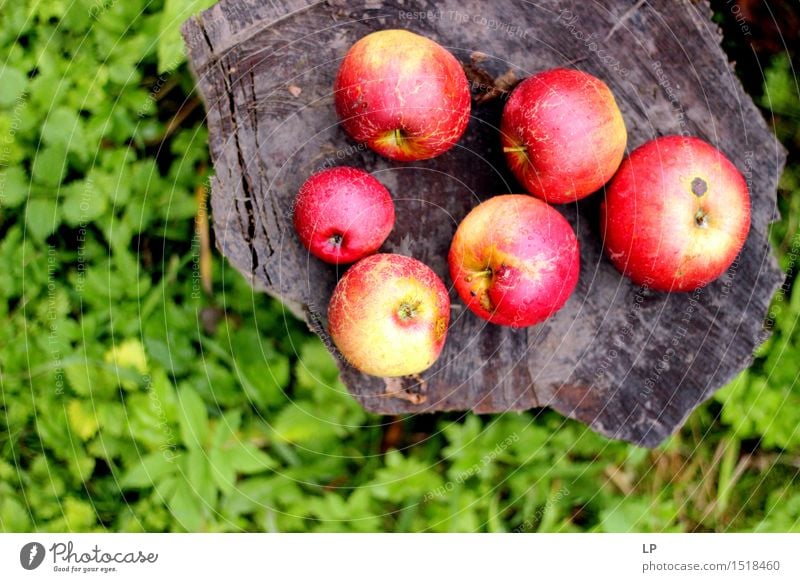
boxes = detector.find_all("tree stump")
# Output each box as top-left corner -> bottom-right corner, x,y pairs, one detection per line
182,0 -> 785,447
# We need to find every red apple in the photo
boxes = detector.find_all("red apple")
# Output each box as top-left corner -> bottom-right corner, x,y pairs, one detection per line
500,68 -> 627,203
334,29 -> 471,162
600,135 -> 751,292
328,253 -> 450,377
293,167 -> 395,264
448,195 -> 580,327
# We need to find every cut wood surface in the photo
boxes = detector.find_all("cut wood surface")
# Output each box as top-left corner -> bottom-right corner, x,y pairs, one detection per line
182,0 -> 785,447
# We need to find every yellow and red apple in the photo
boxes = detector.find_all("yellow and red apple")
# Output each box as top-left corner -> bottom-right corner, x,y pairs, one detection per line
448,195 -> 580,327
600,136 -> 751,292
328,253 -> 450,377
501,68 -> 627,203
334,29 -> 471,162
293,167 -> 395,264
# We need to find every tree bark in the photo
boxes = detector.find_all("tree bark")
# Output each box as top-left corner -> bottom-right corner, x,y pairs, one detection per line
182,0 -> 785,447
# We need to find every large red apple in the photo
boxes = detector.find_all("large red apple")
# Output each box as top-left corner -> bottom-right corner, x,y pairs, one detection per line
448,195 -> 580,327
334,29 -> 471,162
500,68 -> 627,203
600,136 -> 751,292
328,254 -> 450,377
293,167 -> 395,264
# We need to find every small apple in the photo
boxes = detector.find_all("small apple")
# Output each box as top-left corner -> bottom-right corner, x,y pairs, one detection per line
600,135 -> 751,292
448,195 -> 580,327
500,68 -> 627,203
293,167 -> 395,264
334,29 -> 471,162
328,253 -> 450,377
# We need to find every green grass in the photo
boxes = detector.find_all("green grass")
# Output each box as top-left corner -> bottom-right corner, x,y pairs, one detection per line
0,0 -> 799,532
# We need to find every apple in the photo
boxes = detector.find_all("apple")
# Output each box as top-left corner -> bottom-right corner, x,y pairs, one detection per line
600,135 -> 751,292
293,166 -> 395,264
500,68 -> 627,203
334,29 -> 471,162
328,253 -> 450,377
448,194 -> 580,327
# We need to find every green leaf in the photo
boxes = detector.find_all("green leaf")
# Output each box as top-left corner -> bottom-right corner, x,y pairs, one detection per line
210,409 -> 241,450
717,342 -> 800,450
64,352 -> 117,398
229,327 -> 290,407
0,166 -> 30,208
296,339 -> 340,387
67,399 -> 100,441
226,442 -> 277,475
599,496 -> 681,533
61,182 -> 107,225
272,403 -> 338,445
64,498 -> 96,530
208,448 -> 235,494
104,338 -> 148,390
0,497 -> 32,531
761,54 -> 800,116
143,306 -> 196,376
0,66 -> 27,108
41,106 -> 86,152
121,452 -> 179,488
177,386 -> 208,449
368,450 -> 444,504
25,198 -> 60,240
185,448 -> 216,508
168,479 -> 204,531
31,145 -> 68,187
154,476 -> 179,502
306,489 -> 380,532
158,0 -> 218,73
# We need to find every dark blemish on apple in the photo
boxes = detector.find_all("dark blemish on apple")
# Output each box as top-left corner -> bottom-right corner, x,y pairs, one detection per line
470,291 -> 476,297
691,177 -> 708,197
434,317 -> 447,340
478,289 -> 494,312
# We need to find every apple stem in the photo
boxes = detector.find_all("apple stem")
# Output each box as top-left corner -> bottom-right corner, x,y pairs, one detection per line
394,128 -> 403,144
503,146 -> 527,153
466,269 -> 493,282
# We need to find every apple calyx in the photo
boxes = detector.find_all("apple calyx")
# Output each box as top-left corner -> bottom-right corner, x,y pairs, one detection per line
694,208 -> 709,229
328,233 -> 343,247
396,299 -> 421,322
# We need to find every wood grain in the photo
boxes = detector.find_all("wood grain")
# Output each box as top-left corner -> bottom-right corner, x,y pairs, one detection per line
182,0 -> 785,447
